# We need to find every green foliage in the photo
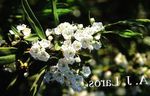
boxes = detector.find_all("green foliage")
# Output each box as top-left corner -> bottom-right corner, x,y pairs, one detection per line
24,34 -> 39,41
21,0 -> 46,39
0,47 -> 17,56
0,54 -> 16,65
50,0 -> 59,26
42,8 -> 72,16
29,68 -> 46,96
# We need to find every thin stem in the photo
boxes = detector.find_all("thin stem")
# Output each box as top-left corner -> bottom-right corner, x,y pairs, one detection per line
51,0 -> 59,26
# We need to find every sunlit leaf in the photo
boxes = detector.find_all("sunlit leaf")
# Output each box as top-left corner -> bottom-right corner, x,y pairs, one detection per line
21,0 -> 46,39
0,54 -> 16,65
119,29 -> 143,38
0,47 -> 17,56
43,8 -> 72,16
24,34 -> 39,41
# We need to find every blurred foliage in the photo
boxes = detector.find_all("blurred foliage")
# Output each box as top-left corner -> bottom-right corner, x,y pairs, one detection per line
0,0 -> 150,96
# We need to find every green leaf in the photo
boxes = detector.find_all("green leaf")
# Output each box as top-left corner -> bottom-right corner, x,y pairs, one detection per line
0,47 -> 17,56
0,54 -> 16,65
51,0 -> 59,26
29,68 -> 45,96
119,29 -> 143,38
24,34 -> 39,41
21,0 -> 46,39
136,19 -> 150,23
11,26 -> 22,36
103,29 -> 143,38
43,8 -> 72,16
54,42 -> 61,51
7,76 -> 18,89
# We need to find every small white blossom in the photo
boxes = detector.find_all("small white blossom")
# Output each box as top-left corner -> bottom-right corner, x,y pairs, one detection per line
92,41 -> 102,50
48,35 -> 53,41
57,58 -> 70,72
75,56 -> 81,63
90,18 -> 95,24
37,49 -> 50,62
53,72 -> 64,84
45,29 -> 53,36
115,53 -> 128,66
72,40 -> 82,51
22,27 -> 31,37
17,24 -> 27,31
94,33 -> 101,40
91,22 -> 104,32
81,66 -> 91,77
39,39 -> 51,48
77,24 -> 83,29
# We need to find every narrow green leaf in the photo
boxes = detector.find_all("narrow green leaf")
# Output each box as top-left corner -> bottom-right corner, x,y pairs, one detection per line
51,0 -> 59,26
103,29 -> 143,38
7,76 -> 18,89
43,8 -> 72,16
29,68 -> 46,96
21,0 -> 46,39
11,26 -> 22,36
119,29 -> 143,38
0,54 -> 16,65
0,47 -> 17,56
136,19 -> 150,23
24,34 -> 39,41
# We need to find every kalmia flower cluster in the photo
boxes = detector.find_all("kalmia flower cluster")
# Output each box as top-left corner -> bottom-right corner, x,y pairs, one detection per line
10,19 -> 104,91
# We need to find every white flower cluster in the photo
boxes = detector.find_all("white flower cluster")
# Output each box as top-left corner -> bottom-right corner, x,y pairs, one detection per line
29,19 -> 104,91
44,58 -> 91,91
30,39 -> 52,62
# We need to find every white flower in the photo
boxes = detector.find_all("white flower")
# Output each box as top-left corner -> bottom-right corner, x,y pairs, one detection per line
71,75 -> 84,91
72,40 -> 82,51
29,43 -> 41,59
77,24 -> 83,29
92,41 -> 102,50
94,33 -> 101,40
74,29 -> 83,41
53,72 -> 64,84
90,18 -> 95,24
65,70 -> 74,80
75,56 -> 81,63
9,30 -> 15,34
45,29 -> 53,36
134,53 -> 147,65
43,72 -> 53,83
17,24 -> 27,31
57,58 -> 70,72
91,22 -> 104,32
17,24 -> 31,37
80,36 -> 93,49
39,39 -> 51,48
54,22 -> 77,37
22,27 -> 31,37
81,66 -> 91,77
37,49 -> 50,62
115,53 -> 128,66
29,40 -> 50,62
62,46 -> 76,58
48,35 -> 53,41
66,57 -> 75,65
